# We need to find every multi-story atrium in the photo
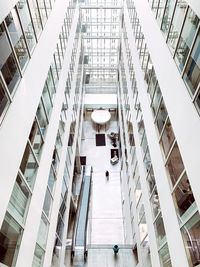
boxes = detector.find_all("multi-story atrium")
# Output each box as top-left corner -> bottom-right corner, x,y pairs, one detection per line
0,0 -> 200,266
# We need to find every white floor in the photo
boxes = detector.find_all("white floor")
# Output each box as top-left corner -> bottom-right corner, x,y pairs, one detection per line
64,112 -> 137,267
81,114 -> 124,245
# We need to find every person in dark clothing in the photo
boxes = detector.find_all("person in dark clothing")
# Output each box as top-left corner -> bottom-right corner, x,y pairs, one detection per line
105,170 -> 109,180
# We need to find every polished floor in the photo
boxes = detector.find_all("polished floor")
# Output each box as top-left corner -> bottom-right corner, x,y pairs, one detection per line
64,112 -> 136,266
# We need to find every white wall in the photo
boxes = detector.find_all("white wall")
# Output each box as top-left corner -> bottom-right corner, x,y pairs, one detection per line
0,0 -> 18,22
134,0 -> 200,214
15,4 -> 80,267
186,0 -> 200,18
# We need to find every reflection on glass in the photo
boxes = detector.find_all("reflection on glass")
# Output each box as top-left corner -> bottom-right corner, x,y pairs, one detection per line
183,30 -> 200,95
6,9 -> 29,70
0,212 -> 23,267
20,142 -> 38,189
56,214 -> 64,240
48,166 -> 56,194
154,214 -> 166,246
195,91 -> 200,111
42,84 -> 53,118
43,188 -> 53,218
29,119 -> 44,159
147,167 -> 156,195
150,187 -> 160,218
181,212 -> 200,266
37,213 -> 49,249
151,83 -> 162,116
0,80 -> 10,117
28,0 -> 43,38
52,236 -> 62,267
166,142 -> 184,186
156,100 -> 168,133
160,119 -> 175,157
17,0 -> 37,52
139,214 -> 148,242
37,0 -> 48,25
173,173 -> 195,217
0,23 -> 21,93
167,0 -> 187,54
156,0 -> 167,26
143,148 -> 151,173
148,68 -> 157,99
32,244 -> 45,267
8,174 -> 30,224
135,178 -> 142,204
159,243 -> 172,267
175,8 -> 199,71
36,100 -> 49,136
161,0 -> 176,37
141,235 -> 152,267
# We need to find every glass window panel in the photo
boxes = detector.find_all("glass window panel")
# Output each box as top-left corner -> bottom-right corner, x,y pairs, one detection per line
157,0 -> 167,26
146,167 -> 156,195
154,214 -> 166,246
0,23 -> 21,94
20,142 -> 38,189
36,100 -> 48,136
160,119 -> 175,157
195,90 -> 200,111
6,9 -> 29,70
183,29 -> 200,95
150,187 -> 160,218
166,142 -> 185,186
140,235 -> 152,267
52,148 -> 60,172
151,83 -> 162,117
56,214 -> 64,240
175,8 -> 199,71
139,214 -> 148,242
161,0 -> 176,37
32,244 -> 45,267
141,133 -> 148,155
52,236 -> 62,266
156,100 -> 168,134
135,178 -> 142,204
43,188 -> 53,218
17,0 -> 37,52
8,174 -> 30,224
51,59 -> 59,86
0,212 -> 23,267
167,0 -> 187,54
148,68 -> 157,99
28,0 -> 43,38
0,79 -> 10,117
46,68 -> 56,102
37,213 -> 49,249
42,84 -> 52,118
29,119 -> 43,159
37,0 -> 48,25
143,147 -> 151,173
173,173 -> 195,217
181,212 -> 200,267
48,166 -> 56,194
159,243 -> 172,267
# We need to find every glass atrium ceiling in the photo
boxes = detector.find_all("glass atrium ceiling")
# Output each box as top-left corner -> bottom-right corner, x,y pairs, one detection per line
80,0 -> 122,92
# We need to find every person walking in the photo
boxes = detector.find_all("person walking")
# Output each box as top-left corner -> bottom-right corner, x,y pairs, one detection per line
105,170 -> 109,180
